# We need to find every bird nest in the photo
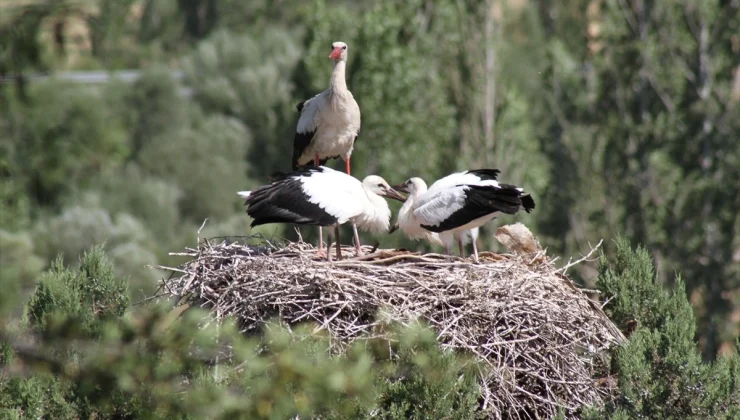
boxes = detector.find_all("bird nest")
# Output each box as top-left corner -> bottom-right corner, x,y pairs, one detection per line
158,227 -> 624,419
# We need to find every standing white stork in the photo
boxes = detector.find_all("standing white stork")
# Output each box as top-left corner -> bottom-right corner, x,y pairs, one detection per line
393,169 -> 535,262
292,41 -> 361,256
237,167 -> 404,261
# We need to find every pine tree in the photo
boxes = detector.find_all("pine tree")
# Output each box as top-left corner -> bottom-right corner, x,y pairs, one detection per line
587,236 -> 740,419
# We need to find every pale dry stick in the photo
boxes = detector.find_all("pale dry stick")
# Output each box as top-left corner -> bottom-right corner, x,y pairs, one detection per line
294,227 -> 304,243
557,239 -> 604,275
196,218 -> 209,246
313,302 -> 349,334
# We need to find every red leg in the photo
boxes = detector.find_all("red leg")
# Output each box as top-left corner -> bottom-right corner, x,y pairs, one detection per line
314,154 -> 320,167
345,157 -> 351,175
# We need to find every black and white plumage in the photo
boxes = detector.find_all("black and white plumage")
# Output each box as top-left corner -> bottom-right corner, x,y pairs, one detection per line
238,167 -> 405,260
392,176 -> 480,257
292,41 -> 361,174
394,169 -> 535,262
391,176 -> 480,255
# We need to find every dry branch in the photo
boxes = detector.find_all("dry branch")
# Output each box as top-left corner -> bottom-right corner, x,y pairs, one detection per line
158,229 -> 625,419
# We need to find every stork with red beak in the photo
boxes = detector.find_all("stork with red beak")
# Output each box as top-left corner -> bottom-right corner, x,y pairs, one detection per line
292,41 -> 361,256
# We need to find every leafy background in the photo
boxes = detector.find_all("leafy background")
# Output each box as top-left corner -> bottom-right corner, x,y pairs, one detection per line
1,0 -> 737,364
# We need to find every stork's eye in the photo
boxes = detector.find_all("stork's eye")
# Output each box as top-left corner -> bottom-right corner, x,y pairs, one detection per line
342,45 -> 347,50
377,183 -> 384,188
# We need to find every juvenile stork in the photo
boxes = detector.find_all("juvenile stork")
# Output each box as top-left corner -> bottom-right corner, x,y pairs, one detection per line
390,176 -> 481,255
292,41 -> 361,256
237,167 -> 404,261
391,177 -> 478,256
393,170 -> 535,262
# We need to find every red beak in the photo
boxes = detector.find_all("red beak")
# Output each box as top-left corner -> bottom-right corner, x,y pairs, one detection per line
329,48 -> 342,60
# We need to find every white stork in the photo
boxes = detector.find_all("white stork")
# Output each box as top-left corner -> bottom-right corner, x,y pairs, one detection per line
237,167 -> 404,261
393,169 -> 535,262
292,41 -> 361,256
390,177 -> 479,256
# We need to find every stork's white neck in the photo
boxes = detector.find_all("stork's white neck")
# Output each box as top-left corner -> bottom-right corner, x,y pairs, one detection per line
330,60 -> 348,95
351,188 -> 391,234
397,186 -> 424,230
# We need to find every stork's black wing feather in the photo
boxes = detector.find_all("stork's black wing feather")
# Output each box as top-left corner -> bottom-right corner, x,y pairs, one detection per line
420,184 -> 534,233
292,130 -> 316,170
292,98 -> 316,170
465,169 -> 501,180
245,170 -> 338,227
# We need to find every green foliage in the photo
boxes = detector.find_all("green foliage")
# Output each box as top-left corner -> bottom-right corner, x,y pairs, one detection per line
0,230 -> 44,293
588,236 -> 740,419
182,28 -> 301,176
84,164 -> 183,241
137,114 -> 251,221
31,202 -> 160,293
1,246 -> 484,419
360,324 -> 481,420
112,65 -> 193,159
9,80 -> 128,207
0,139 -> 31,232
0,373 -> 78,420
25,245 -> 129,337
597,236 -> 694,332
537,0 -> 740,357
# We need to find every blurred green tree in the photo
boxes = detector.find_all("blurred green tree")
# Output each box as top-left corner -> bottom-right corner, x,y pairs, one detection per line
8,80 -> 128,208
0,230 -> 45,296
32,202 -> 160,294
537,0 -> 740,358
182,28 -> 301,178
137,114 -> 251,222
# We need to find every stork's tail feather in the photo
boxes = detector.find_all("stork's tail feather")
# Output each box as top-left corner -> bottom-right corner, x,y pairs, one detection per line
520,193 -> 535,213
469,184 -> 535,215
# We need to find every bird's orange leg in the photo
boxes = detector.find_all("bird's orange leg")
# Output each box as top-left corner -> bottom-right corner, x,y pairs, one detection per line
457,235 -> 465,258
345,157 -> 351,175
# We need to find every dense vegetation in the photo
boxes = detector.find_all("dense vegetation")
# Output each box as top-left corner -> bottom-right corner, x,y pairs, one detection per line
1,0 -> 738,416
1,239 -> 737,418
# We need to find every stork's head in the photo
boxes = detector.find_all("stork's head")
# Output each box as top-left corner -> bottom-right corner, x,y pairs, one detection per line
329,41 -> 348,61
392,177 -> 427,196
363,175 -> 407,202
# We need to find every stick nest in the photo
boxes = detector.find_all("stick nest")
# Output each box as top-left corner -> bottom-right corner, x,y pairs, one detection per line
159,230 -> 625,419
